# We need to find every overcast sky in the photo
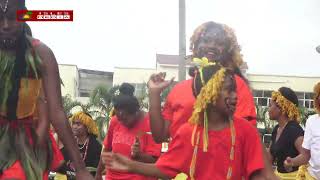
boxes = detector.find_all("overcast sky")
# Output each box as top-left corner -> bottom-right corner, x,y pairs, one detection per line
27,0 -> 320,76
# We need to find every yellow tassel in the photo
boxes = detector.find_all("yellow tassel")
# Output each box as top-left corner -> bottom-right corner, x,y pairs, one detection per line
109,107 -> 115,118
199,68 -> 205,86
230,147 -> 234,160
190,132 -> 200,180
203,111 -> 208,152
227,166 -> 232,179
191,125 -> 197,146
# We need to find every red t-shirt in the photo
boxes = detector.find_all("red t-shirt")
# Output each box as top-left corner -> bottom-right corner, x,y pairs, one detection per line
162,75 -> 256,138
103,114 -> 161,180
156,117 -> 264,180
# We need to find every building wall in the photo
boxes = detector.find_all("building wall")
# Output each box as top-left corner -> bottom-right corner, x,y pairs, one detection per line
156,64 -> 191,80
113,67 -> 156,85
248,74 -> 319,108
58,64 -> 79,99
78,70 -> 113,97
248,74 -> 319,92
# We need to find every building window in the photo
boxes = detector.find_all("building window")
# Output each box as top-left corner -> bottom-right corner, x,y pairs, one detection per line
80,92 -> 90,97
254,90 -> 314,109
253,90 -> 272,107
253,90 -> 263,97
296,91 -> 314,109
131,83 -> 147,97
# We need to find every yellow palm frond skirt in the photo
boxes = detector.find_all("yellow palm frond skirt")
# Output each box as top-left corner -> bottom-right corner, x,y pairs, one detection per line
173,173 -> 188,180
54,173 -> 67,180
275,165 -> 315,180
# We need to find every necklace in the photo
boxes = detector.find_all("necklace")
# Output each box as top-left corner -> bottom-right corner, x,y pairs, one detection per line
276,122 -> 288,142
81,138 -> 90,161
0,0 -> 9,13
190,119 -> 236,180
78,137 -> 89,150
226,119 -> 236,180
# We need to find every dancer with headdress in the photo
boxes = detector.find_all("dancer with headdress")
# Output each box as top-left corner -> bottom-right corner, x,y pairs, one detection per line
102,64 -> 265,180
0,0 -> 94,179
267,87 -> 304,179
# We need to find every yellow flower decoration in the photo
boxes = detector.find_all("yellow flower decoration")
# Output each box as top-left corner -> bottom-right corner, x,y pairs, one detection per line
188,66 -> 236,180
189,67 -> 226,153
109,107 -> 116,118
192,57 -> 216,68
271,91 -> 300,122
70,112 -> 99,136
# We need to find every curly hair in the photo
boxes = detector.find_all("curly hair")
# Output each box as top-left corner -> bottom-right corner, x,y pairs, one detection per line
189,21 -> 243,69
313,82 -> 320,113
189,21 -> 247,84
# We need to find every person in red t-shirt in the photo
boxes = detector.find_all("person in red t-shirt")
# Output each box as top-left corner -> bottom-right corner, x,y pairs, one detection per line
102,64 -> 265,180
148,21 -> 256,144
95,83 -> 161,180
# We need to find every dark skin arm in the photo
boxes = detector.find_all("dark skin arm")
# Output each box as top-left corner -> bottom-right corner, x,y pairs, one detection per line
261,147 -> 279,180
103,152 -> 170,179
95,145 -> 111,180
250,170 -> 267,180
284,137 -> 309,169
148,73 -> 174,143
95,158 -> 105,180
35,41 -> 93,180
131,137 -> 158,163
35,87 -> 50,145
284,148 -> 310,168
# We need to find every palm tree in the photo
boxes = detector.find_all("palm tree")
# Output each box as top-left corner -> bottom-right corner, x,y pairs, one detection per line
255,104 -> 275,134
299,107 -> 316,127
135,83 -> 149,110
61,94 -> 81,118
89,85 -> 120,141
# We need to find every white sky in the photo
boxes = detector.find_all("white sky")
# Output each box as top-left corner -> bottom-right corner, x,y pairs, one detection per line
27,0 -> 320,76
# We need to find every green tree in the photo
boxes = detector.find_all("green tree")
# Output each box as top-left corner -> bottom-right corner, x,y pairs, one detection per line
255,104 -> 275,134
89,85 -> 120,141
61,94 -> 81,118
299,107 -> 316,126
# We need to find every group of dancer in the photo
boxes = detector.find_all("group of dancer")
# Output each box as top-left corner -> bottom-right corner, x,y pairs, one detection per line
0,0 -> 319,179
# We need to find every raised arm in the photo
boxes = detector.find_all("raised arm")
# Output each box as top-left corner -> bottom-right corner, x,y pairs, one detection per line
148,73 -> 174,143
36,43 -> 94,180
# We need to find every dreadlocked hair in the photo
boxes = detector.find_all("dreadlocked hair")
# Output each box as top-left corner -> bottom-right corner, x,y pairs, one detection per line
5,1 -> 42,120
112,83 -> 140,114
190,64 -> 236,125
70,112 -> 99,137
6,27 -> 27,120
188,63 -> 236,179
313,82 -> 320,113
189,21 -> 247,83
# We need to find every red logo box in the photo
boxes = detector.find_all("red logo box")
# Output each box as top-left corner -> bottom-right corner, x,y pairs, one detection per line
16,10 -> 73,21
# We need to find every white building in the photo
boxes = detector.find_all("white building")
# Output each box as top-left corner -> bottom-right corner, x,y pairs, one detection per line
59,54 -> 320,110
58,64 -> 113,104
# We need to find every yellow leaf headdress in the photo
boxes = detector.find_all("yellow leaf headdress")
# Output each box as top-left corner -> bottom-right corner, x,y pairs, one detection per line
271,91 -> 300,122
189,57 -> 227,179
70,112 -> 99,136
